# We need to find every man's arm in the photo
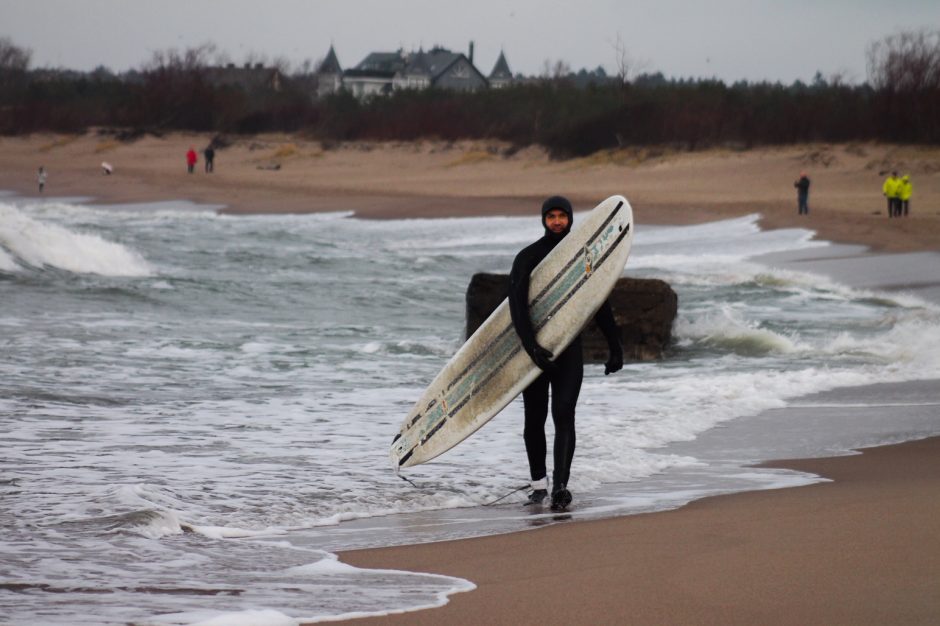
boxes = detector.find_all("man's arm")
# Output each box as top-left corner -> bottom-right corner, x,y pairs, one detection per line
594,300 -> 623,375
509,248 -> 554,372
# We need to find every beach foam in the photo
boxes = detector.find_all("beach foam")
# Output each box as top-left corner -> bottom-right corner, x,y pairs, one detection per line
0,201 -> 152,275
2,198 -> 939,623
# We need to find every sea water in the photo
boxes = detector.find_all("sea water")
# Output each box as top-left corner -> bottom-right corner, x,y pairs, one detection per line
2,196 -> 940,625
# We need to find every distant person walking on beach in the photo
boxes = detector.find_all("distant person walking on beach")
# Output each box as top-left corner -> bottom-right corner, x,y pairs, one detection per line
204,146 -> 215,173
883,171 -> 901,218
37,166 -> 46,193
186,148 -> 198,174
899,175 -> 912,217
509,196 -> 623,512
793,171 -> 810,215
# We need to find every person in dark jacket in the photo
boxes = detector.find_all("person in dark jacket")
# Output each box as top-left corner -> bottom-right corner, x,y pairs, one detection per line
508,196 -> 623,511
204,146 -> 215,173
794,171 -> 810,215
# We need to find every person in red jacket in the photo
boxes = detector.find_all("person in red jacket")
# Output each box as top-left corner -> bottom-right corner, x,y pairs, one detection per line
186,148 -> 198,174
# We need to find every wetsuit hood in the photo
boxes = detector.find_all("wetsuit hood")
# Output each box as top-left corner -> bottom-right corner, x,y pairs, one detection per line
541,195 -> 573,240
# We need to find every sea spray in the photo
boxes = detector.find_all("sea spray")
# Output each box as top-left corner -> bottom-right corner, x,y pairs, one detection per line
0,202 -> 152,276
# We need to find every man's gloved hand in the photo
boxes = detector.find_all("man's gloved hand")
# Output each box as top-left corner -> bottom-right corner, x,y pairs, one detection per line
604,343 -> 623,375
528,344 -> 555,373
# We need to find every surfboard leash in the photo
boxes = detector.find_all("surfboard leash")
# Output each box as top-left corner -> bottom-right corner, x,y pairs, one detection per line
483,484 -> 531,507
397,474 -> 420,489
397,474 -> 529,507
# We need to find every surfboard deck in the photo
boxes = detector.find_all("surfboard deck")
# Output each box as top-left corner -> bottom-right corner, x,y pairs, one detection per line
391,195 -> 634,469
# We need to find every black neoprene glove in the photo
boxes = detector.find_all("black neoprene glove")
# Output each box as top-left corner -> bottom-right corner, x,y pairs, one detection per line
527,344 -> 555,373
604,342 -> 623,375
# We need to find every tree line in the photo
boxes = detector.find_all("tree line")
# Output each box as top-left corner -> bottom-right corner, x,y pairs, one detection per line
1,31 -> 938,157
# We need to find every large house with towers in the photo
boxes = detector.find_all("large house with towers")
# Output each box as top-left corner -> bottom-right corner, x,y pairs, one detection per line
316,43 -> 513,98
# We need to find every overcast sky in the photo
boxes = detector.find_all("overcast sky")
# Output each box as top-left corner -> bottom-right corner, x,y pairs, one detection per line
2,0 -> 938,83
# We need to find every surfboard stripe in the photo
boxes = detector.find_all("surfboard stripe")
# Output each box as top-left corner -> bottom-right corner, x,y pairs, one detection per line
530,223 -> 632,331
447,201 -> 626,393
531,201 -> 623,304
407,220 -> 633,457
393,196 -> 633,467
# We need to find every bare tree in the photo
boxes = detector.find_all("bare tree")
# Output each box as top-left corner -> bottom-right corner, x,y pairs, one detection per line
0,36 -> 32,72
540,58 -> 571,82
142,43 -> 217,73
867,29 -> 940,92
827,68 -> 855,87
610,33 -> 646,86
295,58 -> 316,77
212,50 -> 233,67
552,59 -> 571,80
271,55 -> 291,75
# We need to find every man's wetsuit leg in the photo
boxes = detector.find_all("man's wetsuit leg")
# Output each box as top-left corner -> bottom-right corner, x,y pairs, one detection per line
522,373 -> 550,482
550,340 -> 583,487
522,339 -> 584,485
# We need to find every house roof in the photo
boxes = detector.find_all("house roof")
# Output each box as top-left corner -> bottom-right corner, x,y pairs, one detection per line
354,51 -> 408,73
318,45 -> 342,74
401,48 -> 432,76
402,47 -> 487,85
423,49 -> 461,79
345,46 -> 488,87
490,51 -> 512,79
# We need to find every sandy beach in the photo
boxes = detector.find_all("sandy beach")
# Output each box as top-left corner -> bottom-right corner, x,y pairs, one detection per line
339,436 -> 940,625
1,132 -> 939,253
3,132 -> 940,624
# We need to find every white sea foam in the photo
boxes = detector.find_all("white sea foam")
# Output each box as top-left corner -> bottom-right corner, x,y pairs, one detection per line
2,198 -> 939,624
0,244 -> 18,271
185,610 -> 299,626
676,305 -> 802,355
0,201 -> 152,275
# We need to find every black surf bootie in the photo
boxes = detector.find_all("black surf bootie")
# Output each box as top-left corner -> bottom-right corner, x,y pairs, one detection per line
526,489 -> 548,505
525,478 -> 549,506
550,484 -> 572,511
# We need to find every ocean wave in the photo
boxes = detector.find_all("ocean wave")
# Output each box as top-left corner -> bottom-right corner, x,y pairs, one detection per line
0,246 -> 18,272
53,508 -> 185,539
675,306 -> 801,356
360,338 -> 454,357
0,202 -> 152,276
826,312 -> 940,372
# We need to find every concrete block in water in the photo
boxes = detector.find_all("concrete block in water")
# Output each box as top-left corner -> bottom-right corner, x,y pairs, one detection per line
465,273 -> 677,362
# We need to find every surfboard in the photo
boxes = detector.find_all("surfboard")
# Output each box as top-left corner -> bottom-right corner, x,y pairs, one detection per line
390,195 -> 634,469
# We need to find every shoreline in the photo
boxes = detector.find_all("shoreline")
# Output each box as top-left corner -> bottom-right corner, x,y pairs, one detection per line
2,133 -> 939,253
337,435 -> 940,625
5,133 -> 940,622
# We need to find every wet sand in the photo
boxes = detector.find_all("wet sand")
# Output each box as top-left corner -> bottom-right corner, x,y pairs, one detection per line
3,132 -> 939,624
338,436 -> 940,625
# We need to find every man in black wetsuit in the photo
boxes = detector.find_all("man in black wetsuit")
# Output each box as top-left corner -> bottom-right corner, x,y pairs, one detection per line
508,196 -> 624,511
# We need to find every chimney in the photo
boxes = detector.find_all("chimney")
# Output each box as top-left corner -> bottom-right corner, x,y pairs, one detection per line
469,41 -> 474,64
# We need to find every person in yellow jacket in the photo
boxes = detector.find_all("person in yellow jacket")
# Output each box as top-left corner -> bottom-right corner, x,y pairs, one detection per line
882,171 -> 901,218
898,174 -> 913,217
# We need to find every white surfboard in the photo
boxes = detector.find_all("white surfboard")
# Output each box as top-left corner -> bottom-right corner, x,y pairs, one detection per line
390,195 -> 634,469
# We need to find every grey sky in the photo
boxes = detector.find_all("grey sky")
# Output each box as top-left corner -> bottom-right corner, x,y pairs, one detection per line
2,0 -> 938,83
